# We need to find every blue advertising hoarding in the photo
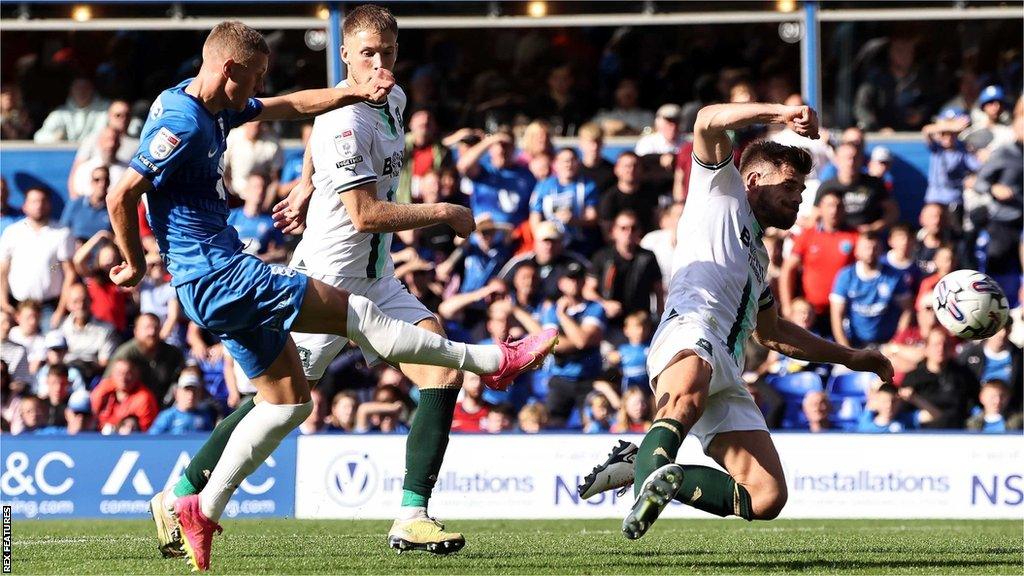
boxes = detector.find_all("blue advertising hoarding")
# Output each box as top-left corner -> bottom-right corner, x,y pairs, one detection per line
0,435 -> 296,519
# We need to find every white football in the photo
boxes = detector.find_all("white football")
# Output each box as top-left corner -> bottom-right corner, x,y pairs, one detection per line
932,269 -> 1010,340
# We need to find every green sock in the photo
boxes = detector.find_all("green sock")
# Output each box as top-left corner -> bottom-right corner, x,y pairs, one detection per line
674,465 -> 753,520
401,388 -> 459,507
178,397 -> 258,494
633,418 -> 685,498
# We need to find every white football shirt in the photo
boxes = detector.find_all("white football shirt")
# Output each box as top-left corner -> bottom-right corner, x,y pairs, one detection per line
659,154 -> 775,364
291,82 -> 406,278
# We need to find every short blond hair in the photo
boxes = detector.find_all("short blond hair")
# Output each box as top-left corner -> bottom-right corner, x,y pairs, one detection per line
203,21 -> 269,64
578,122 -> 603,142
343,4 -> 398,37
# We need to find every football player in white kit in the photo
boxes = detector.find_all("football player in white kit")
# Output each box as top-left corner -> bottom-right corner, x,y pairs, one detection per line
273,5 -> 553,554
576,102 -> 894,539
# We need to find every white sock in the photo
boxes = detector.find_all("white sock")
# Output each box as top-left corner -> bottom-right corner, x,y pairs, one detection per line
162,489 -> 177,511
346,294 -> 502,374
398,506 -> 428,521
198,401 -> 313,522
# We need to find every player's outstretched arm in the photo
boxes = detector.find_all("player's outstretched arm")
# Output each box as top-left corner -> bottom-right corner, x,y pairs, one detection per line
106,168 -> 153,288
341,185 -> 476,238
693,103 -> 819,166
753,299 -> 894,384
255,69 -> 395,121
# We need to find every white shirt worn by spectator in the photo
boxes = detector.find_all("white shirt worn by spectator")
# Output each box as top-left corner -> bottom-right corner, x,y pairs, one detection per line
8,326 -> 46,367
70,157 -> 129,199
33,97 -> 110,144
0,219 -> 74,302
225,128 -> 284,196
1,338 -> 32,383
75,131 -> 139,165
634,132 -> 683,157
61,316 -> 118,366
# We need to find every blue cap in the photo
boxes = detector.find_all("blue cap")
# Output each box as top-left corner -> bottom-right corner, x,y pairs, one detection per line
978,85 -> 1006,106
937,107 -> 968,121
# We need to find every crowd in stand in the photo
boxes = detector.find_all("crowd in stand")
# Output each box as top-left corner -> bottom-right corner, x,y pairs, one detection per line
2,31 -> 1022,437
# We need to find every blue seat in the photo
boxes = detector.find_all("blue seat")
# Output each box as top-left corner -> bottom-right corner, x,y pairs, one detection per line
826,372 -> 877,430
769,372 -> 823,429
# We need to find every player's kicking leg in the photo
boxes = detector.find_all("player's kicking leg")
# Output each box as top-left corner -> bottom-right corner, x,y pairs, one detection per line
170,276 -> 555,569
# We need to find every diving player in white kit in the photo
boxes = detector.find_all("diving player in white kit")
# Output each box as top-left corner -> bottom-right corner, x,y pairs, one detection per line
575,102 -> 894,539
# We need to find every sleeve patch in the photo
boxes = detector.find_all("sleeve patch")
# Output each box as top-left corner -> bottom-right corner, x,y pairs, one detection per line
334,131 -> 357,157
149,127 -> 181,160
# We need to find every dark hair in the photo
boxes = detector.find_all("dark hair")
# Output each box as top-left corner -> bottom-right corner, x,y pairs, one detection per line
739,140 -> 812,177
344,4 -> 399,37
889,222 -> 914,238
815,188 -> 844,205
616,151 -> 640,163
556,147 -> 579,160
48,363 -> 69,379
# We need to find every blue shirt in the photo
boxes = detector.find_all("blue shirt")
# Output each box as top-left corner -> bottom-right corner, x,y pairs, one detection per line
280,149 -> 304,183
880,254 -> 923,294
925,140 -> 981,205
618,342 -> 650,390
227,208 -> 284,255
459,236 -> 511,294
530,176 -> 599,244
855,409 -> 919,433
149,406 -> 215,435
981,349 -> 1013,383
541,300 -> 605,380
60,196 -> 112,240
130,79 -> 263,286
980,415 -> 1010,433
831,263 -> 909,346
469,163 -> 534,227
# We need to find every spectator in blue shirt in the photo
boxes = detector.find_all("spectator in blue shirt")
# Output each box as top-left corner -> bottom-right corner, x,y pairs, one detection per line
610,310 -> 651,391
456,129 -> 535,228
966,380 -> 1023,432
541,261 -> 605,427
452,214 -> 512,296
227,173 -> 286,262
60,165 -> 113,244
582,391 -> 614,433
530,147 -> 600,256
148,369 -> 215,435
856,383 -> 919,433
922,108 -> 981,212
830,232 -> 912,348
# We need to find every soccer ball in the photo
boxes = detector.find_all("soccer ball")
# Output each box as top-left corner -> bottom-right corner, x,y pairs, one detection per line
932,269 -> 1009,340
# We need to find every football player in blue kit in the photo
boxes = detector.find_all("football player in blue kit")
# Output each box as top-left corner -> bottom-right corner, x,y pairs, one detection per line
107,21 -> 556,571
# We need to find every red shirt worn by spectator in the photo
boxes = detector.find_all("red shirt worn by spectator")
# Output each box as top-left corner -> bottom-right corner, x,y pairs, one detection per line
86,277 -> 129,333
451,401 -> 492,432
790,226 -> 858,315
90,364 -> 158,431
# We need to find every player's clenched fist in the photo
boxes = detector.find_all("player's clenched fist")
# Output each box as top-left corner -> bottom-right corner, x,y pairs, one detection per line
110,261 -> 145,288
785,105 -> 819,140
359,68 -> 395,103
443,204 -> 476,238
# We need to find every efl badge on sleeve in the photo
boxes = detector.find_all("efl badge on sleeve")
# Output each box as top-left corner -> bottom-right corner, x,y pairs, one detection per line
334,129 -> 357,157
150,127 -> 181,160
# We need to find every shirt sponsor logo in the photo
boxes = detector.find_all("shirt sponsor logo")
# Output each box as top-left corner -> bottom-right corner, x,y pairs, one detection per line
149,127 -> 180,160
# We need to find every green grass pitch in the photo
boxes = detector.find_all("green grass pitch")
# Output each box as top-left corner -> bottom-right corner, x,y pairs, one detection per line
11,518 -> 1023,574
